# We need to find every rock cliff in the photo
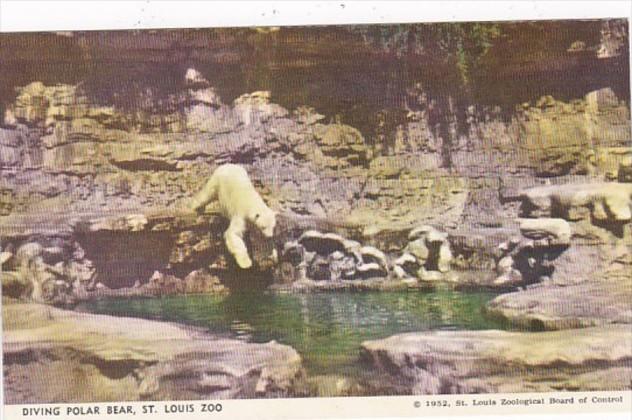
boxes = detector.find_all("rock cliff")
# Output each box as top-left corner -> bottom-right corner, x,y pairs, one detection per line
1,73 -> 630,300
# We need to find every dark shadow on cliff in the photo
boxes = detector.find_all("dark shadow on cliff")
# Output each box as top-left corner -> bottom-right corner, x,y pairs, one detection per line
76,231 -> 173,289
216,266 -> 275,291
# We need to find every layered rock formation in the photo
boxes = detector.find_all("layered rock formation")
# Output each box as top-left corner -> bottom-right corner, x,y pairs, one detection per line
1,74 -> 631,298
2,302 -> 303,403
360,326 -> 632,394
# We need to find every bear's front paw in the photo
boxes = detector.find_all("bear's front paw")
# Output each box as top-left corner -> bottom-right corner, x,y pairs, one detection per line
235,254 -> 253,269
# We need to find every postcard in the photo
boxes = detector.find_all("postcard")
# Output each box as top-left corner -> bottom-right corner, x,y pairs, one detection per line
1,2 -> 631,420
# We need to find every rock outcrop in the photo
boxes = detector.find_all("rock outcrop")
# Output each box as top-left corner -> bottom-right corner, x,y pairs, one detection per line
487,280 -> 632,330
1,210 -> 232,303
491,218 -> 571,288
2,302 -> 304,403
361,326 -> 632,394
274,230 -> 397,290
271,225 -> 464,290
487,182 -> 632,327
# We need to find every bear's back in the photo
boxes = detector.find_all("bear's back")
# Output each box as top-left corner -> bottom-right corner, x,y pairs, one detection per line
213,164 -> 260,217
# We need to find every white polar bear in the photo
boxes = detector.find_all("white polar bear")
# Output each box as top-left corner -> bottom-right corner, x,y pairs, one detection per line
189,164 -> 276,269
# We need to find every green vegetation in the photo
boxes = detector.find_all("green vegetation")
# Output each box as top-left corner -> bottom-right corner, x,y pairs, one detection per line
351,22 -> 501,87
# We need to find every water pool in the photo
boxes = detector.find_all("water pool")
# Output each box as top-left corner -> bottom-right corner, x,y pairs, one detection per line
79,289 -> 505,378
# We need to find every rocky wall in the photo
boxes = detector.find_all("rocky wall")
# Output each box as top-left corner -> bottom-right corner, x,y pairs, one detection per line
1,69 -> 631,300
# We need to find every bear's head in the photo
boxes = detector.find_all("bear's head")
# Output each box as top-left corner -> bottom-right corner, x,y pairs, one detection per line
252,207 -> 276,238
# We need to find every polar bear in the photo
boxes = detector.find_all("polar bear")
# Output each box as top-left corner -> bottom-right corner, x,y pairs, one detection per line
189,164 -> 276,269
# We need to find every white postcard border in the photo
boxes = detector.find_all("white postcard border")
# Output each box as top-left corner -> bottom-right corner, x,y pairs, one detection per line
3,390 -> 632,420
0,1 -> 629,33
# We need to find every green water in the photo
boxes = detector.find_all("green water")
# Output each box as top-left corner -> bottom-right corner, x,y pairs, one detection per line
79,290 -> 503,376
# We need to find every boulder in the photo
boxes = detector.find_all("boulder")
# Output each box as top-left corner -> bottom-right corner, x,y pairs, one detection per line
15,242 -> 43,262
426,228 -> 448,244
356,262 -> 387,279
493,269 -> 523,287
496,255 -> 514,274
342,239 -> 362,252
1,250 -> 13,267
487,280 -> 632,330
493,234 -> 560,288
281,241 -> 305,265
307,255 -> 331,281
436,243 -> 453,273
361,325 -> 632,394
233,91 -> 288,126
519,218 -> 571,246
394,252 -> 419,275
3,303 -> 303,403
405,239 -> 429,263
392,265 -> 407,279
184,68 -> 210,87
330,254 -> 356,281
359,246 -> 388,269
405,225 -> 453,274
408,225 -> 434,241
299,230 -> 347,255
417,267 -> 446,283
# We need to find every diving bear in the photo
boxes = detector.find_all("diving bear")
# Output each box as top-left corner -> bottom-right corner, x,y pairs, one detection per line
189,164 -> 276,269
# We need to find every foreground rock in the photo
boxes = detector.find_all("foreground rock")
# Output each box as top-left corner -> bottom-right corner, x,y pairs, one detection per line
2,302 -> 303,403
487,280 -> 632,330
361,326 -> 632,394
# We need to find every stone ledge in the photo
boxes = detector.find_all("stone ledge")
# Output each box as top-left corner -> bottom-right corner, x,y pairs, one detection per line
2,302 -> 303,403
360,325 -> 632,394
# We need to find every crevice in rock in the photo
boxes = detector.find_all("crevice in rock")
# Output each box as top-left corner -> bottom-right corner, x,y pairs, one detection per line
110,159 -> 180,172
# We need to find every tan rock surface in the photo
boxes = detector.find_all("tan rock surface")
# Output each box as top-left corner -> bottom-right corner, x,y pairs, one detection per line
3,302 -> 303,403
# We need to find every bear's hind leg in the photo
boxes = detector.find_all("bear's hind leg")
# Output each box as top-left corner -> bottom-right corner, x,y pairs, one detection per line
189,176 -> 218,213
224,217 -> 253,269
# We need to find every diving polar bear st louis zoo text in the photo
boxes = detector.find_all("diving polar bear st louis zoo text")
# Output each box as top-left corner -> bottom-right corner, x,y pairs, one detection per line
189,164 -> 277,269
